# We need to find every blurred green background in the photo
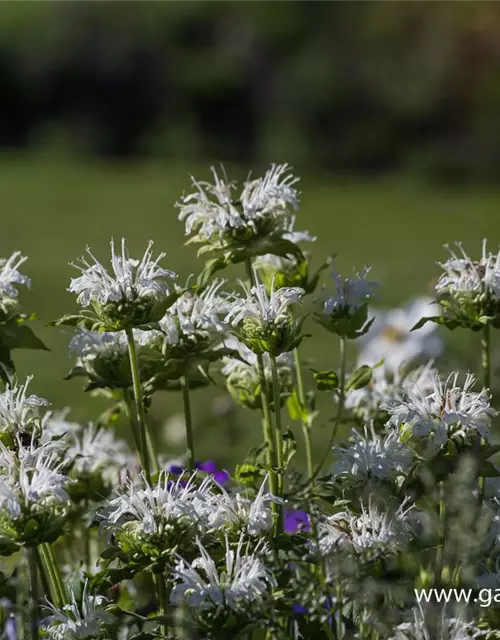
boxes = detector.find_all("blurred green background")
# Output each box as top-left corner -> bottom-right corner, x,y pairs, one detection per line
2,2 -> 500,469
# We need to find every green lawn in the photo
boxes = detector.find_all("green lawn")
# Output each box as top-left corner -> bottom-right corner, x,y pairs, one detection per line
1,153 -> 499,468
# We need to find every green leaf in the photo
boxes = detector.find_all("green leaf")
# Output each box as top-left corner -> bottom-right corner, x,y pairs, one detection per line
0,322 -> 49,351
283,428 -> 297,465
411,316 -> 461,332
0,347 -> 15,385
478,460 -> 500,477
48,314 -> 94,329
310,368 -> 339,391
345,365 -> 372,391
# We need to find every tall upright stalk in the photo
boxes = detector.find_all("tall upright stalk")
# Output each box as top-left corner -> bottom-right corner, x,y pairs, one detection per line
270,355 -> 284,497
313,336 -> 347,478
40,543 -> 67,608
435,482 -> 446,585
126,327 -> 153,484
292,340 -> 313,478
154,574 -> 168,636
180,374 -> 195,472
256,354 -> 279,511
245,259 -> 280,514
27,548 -> 38,640
478,323 -> 491,502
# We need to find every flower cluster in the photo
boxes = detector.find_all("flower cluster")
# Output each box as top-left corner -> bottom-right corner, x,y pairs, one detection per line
3,165 -> 500,640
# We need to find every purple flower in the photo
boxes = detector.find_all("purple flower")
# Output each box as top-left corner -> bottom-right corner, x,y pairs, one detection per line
168,464 -> 185,476
284,509 -> 311,534
197,460 -> 217,474
292,603 -> 309,616
196,460 -> 230,485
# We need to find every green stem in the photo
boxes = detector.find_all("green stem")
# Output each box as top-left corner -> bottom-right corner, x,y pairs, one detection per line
256,354 -> 279,513
180,375 -> 195,472
84,498 -> 91,574
292,342 -> 313,478
126,327 -> 152,484
40,543 -> 67,608
270,356 -> 284,494
155,574 -> 168,636
482,323 -> 491,390
244,258 -> 279,521
479,323 -> 491,502
35,548 -> 51,600
435,482 -> 446,586
27,548 -> 38,640
313,336 -> 347,479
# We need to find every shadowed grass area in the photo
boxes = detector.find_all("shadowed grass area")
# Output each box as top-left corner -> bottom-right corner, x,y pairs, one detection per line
2,152 -> 499,468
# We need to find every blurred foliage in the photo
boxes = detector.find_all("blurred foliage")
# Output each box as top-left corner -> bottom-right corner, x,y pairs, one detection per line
3,2 -> 500,180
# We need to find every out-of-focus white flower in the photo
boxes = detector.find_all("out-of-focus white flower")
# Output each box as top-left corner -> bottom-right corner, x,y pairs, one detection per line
385,371 -> 497,454
207,478 -> 276,536
0,252 -> 30,299
225,278 -> 303,327
0,377 -> 49,437
66,423 -> 131,480
44,581 -> 115,640
69,327 -> 158,359
436,239 -> 500,300
68,238 -> 176,307
345,361 -> 437,423
331,425 -> 413,482
390,604 -> 486,640
356,297 -> 443,372
321,264 -> 380,317
171,535 -> 275,612
318,497 -> 413,555
177,164 -> 299,242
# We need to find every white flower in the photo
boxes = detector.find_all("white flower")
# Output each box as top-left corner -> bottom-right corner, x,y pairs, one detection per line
345,361 -> 437,423
44,581 -> 115,640
100,473 -> 214,536
331,426 -> 413,481
319,497 -> 413,555
207,478 -> 276,536
0,252 -> 30,299
225,278 -> 303,327
177,164 -> 299,241
65,423 -> 131,480
385,371 -> 497,453
357,297 -> 443,372
171,535 -> 275,612
240,163 -> 299,220
436,239 -> 500,300
167,279 -> 231,339
321,264 -> 380,316
69,326 -> 161,360
0,377 -> 49,437
0,443 -> 71,535
68,238 -> 177,307
282,215 -> 316,244
391,605 -> 486,640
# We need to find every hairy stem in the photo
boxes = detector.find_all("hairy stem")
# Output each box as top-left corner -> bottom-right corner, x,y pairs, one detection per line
40,543 -> 67,608
27,548 -> 38,640
270,355 -> 285,496
257,354 -> 279,515
292,341 -> 314,478
155,574 -> 168,636
126,327 -> 152,484
435,482 -> 446,585
478,323 -> 491,503
180,374 -> 195,472
313,336 -> 347,478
